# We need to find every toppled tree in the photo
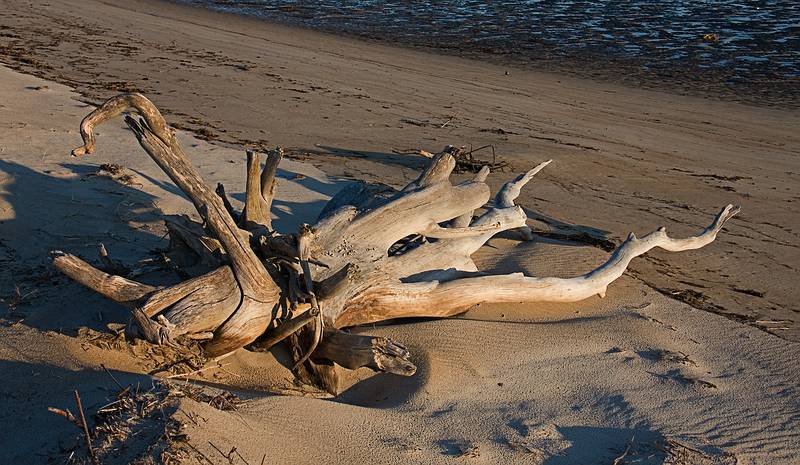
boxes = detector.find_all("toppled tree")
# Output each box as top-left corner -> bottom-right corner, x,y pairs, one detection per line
54,93 -> 739,394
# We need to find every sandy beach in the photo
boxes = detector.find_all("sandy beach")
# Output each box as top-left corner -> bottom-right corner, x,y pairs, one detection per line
1,0 -> 799,463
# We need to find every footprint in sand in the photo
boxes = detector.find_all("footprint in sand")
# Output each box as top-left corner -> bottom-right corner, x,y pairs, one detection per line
436,438 -> 481,458
500,422 -> 572,461
607,346 -> 718,389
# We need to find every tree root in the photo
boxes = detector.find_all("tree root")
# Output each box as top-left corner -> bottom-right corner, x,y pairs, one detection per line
54,92 -> 739,394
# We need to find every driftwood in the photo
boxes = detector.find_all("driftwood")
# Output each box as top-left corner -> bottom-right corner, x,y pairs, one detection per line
392,144 -> 510,173
56,93 -> 739,394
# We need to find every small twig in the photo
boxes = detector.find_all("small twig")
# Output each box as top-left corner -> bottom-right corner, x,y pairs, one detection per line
233,448 -> 252,465
165,362 -> 230,379
185,441 -> 214,465
74,390 -> 98,464
612,434 -> 635,465
178,407 -> 199,426
209,441 -> 235,463
100,364 -> 126,391
439,113 -> 457,128
47,407 -> 80,427
463,144 -> 494,157
391,147 -> 434,158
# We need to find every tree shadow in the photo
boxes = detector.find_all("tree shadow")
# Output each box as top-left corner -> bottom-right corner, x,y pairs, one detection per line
305,145 -> 427,173
545,425 -> 664,464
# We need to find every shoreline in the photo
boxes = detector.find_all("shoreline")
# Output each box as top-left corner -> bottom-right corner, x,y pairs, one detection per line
1,0 -> 799,341
167,0 -> 800,110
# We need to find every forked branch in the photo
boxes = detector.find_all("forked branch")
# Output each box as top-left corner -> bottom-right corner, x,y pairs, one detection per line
333,204 -> 738,327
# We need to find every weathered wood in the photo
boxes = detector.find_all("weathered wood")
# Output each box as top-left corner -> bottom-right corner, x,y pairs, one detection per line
292,224 -> 323,368
97,243 -> 130,276
240,150 -> 271,231
313,329 -> 416,376
57,92 -> 738,394
252,307 -> 316,351
332,204 -> 739,327
402,148 -> 456,191
52,251 -> 155,304
316,180 -> 397,220
495,160 -> 551,208
165,215 -> 225,267
153,266 -> 240,336
140,266 -> 234,317
449,165 -> 490,228
290,327 -> 339,395
260,147 -> 283,227
71,93 -> 280,357
215,182 -> 240,224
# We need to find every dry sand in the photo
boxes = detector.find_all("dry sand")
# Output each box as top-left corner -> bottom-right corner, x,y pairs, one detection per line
0,1 -> 799,463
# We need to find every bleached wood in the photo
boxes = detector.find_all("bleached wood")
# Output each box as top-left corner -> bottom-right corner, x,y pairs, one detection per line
333,204 -> 739,327
56,93 -> 738,392
240,150 -> 271,230
495,160 -> 552,208
449,165 -> 490,228
70,93 -> 280,356
260,147 -> 283,227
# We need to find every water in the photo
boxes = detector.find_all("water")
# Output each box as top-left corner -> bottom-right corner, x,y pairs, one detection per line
175,1 -> 800,107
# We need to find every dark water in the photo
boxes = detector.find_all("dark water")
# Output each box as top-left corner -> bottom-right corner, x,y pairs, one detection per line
176,1 -> 800,107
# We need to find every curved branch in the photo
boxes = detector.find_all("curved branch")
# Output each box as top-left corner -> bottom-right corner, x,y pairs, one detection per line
71,93 -> 173,156
68,94 -> 280,356
495,159 -> 552,208
334,205 -> 739,327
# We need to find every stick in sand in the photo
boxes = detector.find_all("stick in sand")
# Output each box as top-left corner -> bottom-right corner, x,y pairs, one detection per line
74,390 -> 98,464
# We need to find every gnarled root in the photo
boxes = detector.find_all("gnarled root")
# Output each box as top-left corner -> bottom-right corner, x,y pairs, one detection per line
54,92 -> 738,394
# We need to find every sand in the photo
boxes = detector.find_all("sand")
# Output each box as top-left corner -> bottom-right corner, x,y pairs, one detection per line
0,1 -> 799,463
2,0 -> 799,341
